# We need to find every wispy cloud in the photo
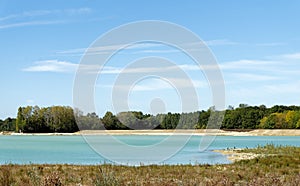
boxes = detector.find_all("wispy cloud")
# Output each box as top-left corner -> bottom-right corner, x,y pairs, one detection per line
0,20 -> 66,29
57,43 -> 172,56
220,59 -> 281,70
94,64 -> 218,74
63,8 -> 92,15
281,52 -> 300,59
221,51 -> 300,72
205,39 -> 239,46
22,60 -> 78,73
219,52 -> 300,86
0,8 -> 92,29
56,39 -> 290,57
131,79 -> 205,91
99,78 -> 206,92
230,73 -> 280,81
265,81 -> 300,94
22,58 -> 218,78
20,56 -> 283,75
57,44 -> 127,56
0,10 -> 52,21
0,8 -> 91,21
56,39 -> 239,56
255,42 -> 286,47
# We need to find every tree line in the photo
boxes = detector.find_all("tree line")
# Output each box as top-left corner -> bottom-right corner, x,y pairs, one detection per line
222,104 -> 300,129
1,104 -> 300,132
15,106 -> 78,133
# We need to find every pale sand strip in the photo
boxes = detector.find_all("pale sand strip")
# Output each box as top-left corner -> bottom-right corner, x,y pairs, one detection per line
78,129 -> 300,136
214,149 -> 263,162
4,129 -> 300,136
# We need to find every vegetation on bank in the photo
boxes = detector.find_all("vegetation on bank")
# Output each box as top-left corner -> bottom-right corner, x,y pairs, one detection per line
1,104 -> 300,133
0,145 -> 299,185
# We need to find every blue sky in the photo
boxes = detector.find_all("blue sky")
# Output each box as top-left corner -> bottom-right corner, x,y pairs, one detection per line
1,0 -> 300,119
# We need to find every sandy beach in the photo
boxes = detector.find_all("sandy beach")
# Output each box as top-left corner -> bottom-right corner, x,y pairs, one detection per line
3,129 -> 300,136
214,149 -> 264,162
77,129 -> 300,136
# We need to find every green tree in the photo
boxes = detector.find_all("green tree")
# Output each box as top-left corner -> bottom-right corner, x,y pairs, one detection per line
196,110 -> 210,129
260,113 -> 287,129
102,111 -> 120,129
285,110 -> 300,128
0,117 -> 16,131
259,116 -> 268,129
16,107 -> 24,132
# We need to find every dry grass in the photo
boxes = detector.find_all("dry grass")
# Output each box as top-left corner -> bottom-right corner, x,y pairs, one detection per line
1,145 -> 299,186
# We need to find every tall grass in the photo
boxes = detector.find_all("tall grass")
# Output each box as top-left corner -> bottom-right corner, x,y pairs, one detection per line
0,145 -> 299,185
0,165 -> 13,186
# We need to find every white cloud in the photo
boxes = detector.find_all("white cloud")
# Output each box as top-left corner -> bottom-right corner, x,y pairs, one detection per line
0,8 -> 92,29
219,56 -> 300,84
231,73 -> 280,81
23,60 -> 78,73
0,20 -> 66,29
256,42 -> 286,47
281,52 -> 300,59
220,52 -> 300,76
97,64 -> 216,75
131,79 -> 171,91
220,59 -> 280,70
64,8 -> 92,15
56,39 -> 239,56
25,60 -> 184,74
0,8 -> 91,22
56,40 -> 292,58
57,43 -> 168,56
103,78 -> 206,92
205,39 -> 239,46
265,81 -> 300,94
57,44 -> 126,56
0,10 -> 52,21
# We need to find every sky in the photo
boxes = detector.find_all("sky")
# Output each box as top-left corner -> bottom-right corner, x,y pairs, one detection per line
1,0 -> 300,119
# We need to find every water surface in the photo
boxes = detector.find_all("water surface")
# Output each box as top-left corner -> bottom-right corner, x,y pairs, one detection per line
0,135 -> 299,165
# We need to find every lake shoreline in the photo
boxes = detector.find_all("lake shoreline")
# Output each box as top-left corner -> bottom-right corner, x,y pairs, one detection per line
2,129 -> 300,136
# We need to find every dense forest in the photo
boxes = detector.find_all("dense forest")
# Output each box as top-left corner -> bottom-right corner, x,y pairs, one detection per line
1,104 -> 300,133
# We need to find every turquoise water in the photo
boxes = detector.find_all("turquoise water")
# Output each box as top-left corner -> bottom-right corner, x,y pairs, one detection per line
0,135 -> 299,165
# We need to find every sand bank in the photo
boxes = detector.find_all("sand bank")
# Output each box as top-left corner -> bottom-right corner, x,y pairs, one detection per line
214,149 -> 264,162
3,129 -> 300,136
78,129 -> 300,136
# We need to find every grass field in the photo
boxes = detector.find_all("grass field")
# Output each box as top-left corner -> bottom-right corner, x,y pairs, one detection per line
1,145 -> 299,186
